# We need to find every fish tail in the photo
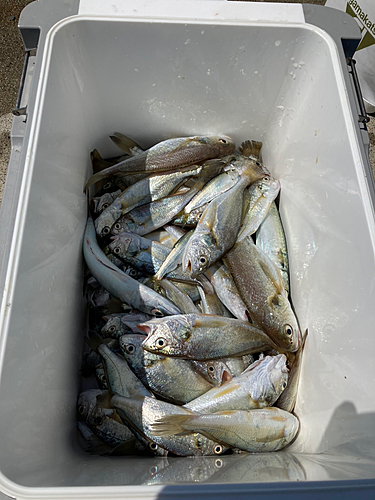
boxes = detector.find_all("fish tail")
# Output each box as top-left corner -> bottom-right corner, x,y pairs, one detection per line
149,414 -> 195,437
239,140 -> 263,159
110,133 -> 143,155
84,170 -> 112,191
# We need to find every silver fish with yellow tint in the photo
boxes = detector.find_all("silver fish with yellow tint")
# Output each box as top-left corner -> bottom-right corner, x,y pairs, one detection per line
236,177 -> 281,243
224,235 -> 300,352
120,334 -> 213,404
111,394 -> 228,457
277,330 -> 307,413
204,263 -> 249,322
156,279 -> 199,315
85,135 -> 235,190
256,201 -> 290,294
154,230 -> 193,281
184,354 -> 288,414
95,165 -> 203,237
139,314 -> 278,360
150,407 -> 299,453
182,175 -> 252,277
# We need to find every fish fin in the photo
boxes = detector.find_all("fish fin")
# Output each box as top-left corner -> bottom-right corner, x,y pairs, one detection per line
239,140 -> 263,159
193,315 -> 230,329
85,331 -> 104,352
166,137 -> 199,156
241,358 -> 263,374
149,414 -> 194,437
258,258 -> 286,295
110,133 -> 144,155
84,171 -> 111,191
96,391 -> 113,410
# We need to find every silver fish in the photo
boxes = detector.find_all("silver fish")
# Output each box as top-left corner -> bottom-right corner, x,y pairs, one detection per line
150,407 -> 300,453
139,314 -> 278,360
224,235 -> 300,352
120,334 -> 213,404
85,135 -> 235,189
112,394 -> 228,456
83,216 -> 181,316
256,201 -> 290,294
184,354 -> 288,414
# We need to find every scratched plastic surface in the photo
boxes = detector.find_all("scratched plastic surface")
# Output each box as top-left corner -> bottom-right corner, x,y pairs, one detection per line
0,11 -> 374,499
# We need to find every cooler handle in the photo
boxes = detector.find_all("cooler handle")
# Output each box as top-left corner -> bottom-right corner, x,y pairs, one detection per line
12,48 -> 36,117
346,57 -> 370,124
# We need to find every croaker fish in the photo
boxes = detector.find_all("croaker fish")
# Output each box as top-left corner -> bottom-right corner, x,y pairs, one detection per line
224,235 -> 300,352
150,407 -> 299,453
85,135 -> 235,190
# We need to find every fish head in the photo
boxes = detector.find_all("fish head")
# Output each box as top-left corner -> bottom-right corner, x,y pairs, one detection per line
108,232 -> 138,258
140,315 -> 192,356
111,217 -> 133,236
193,433 -> 228,456
94,210 -> 119,238
248,355 -> 289,406
268,294 -> 301,352
260,177 -> 281,200
183,233 -> 216,277
205,135 -> 236,156
119,334 -> 145,360
101,315 -> 122,336
77,389 -> 103,421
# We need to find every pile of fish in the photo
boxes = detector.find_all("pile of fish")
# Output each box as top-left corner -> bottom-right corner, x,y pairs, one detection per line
78,133 -> 306,458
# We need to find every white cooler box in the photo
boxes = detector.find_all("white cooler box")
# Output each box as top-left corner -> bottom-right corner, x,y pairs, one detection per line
0,1 -> 374,499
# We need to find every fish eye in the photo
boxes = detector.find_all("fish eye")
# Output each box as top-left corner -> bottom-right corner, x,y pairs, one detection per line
197,213 -> 202,219
99,374 -> 106,382
125,343 -> 136,354
208,365 -> 215,373
214,444 -> 223,455
256,161 -> 261,167
149,466 -> 158,475
282,381 -> 287,389
199,256 -> 207,265
102,226 -> 111,235
114,223 -> 122,230
149,442 -> 158,451
108,325 -> 116,333
129,269 -> 137,277
78,405 -> 85,415
284,324 -> 293,337
152,309 -> 164,318
103,182 -> 112,189
155,338 -> 166,348
113,247 -> 121,254
215,458 -> 223,468
102,203 -> 110,210
219,138 -> 227,144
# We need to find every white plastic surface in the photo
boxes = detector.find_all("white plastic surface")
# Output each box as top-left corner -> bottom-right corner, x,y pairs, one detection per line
0,4 -> 375,500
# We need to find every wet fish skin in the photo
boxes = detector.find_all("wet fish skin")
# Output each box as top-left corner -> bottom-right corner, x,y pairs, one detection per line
222,153 -> 270,181
204,263 -> 249,322
156,279 -> 199,315
256,201 -> 290,294
97,343 -> 154,398
184,354 -> 288,414
196,275 -> 233,317
224,235 -> 300,352
190,359 -> 232,387
95,165 -> 203,237
236,177 -> 281,242
108,232 -> 170,275
139,314 -> 278,360
85,135 -> 235,190
77,390 -> 135,450
150,407 -> 299,453
182,175 -> 251,277
277,330 -> 307,412
154,230 -> 193,281
92,190 -> 122,215
83,216 -> 181,317
112,394 -> 228,457
120,334 -> 213,404
101,314 -> 133,339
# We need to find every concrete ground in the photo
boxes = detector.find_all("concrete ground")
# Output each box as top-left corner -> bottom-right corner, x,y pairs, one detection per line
0,0 -> 374,205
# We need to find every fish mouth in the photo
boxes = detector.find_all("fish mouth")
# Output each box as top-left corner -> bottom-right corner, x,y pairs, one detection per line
137,323 -> 152,335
